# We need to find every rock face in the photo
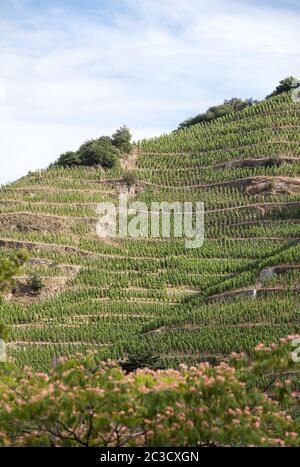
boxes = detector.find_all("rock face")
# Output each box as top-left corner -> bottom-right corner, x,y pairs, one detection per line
259,267 -> 275,282
0,213 -> 72,233
0,212 -> 99,235
259,265 -> 300,282
121,146 -> 139,171
214,156 -> 299,170
246,176 -> 300,196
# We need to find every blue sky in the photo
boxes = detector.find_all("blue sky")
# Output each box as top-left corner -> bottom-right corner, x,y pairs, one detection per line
0,0 -> 300,184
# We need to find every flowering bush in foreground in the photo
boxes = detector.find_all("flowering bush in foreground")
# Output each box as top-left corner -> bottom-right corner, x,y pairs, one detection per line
1,336 -> 300,447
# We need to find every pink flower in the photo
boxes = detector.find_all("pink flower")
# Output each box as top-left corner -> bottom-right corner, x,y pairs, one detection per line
216,376 -> 225,384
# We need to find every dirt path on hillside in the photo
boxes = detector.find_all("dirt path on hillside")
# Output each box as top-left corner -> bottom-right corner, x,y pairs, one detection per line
121,146 -> 139,171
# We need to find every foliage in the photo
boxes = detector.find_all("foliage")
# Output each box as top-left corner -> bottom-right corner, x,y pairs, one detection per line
123,170 -> 137,187
112,126 -> 132,154
29,274 -> 44,293
54,138 -> 120,170
178,98 -> 257,129
266,76 -> 300,99
0,323 -> 8,341
0,252 -> 27,340
177,78 -> 300,130
0,252 -> 27,294
54,151 -> 80,168
78,137 -> 120,169
54,127 -> 132,169
120,350 -> 160,373
1,338 -> 300,447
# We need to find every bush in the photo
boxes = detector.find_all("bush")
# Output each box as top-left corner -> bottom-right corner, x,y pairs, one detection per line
266,76 -> 300,99
78,137 -> 120,169
123,170 -> 137,187
112,126 -> 132,154
55,151 -> 80,168
29,274 -> 44,293
0,252 -> 27,294
1,337 -> 300,447
53,127 -> 132,169
178,98 -> 257,129
120,350 -> 160,373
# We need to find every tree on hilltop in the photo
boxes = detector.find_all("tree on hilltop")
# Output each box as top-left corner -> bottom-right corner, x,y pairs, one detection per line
112,125 -> 132,154
78,136 -> 120,168
266,76 -> 300,99
55,151 -> 80,167
54,127 -> 132,169
178,97 -> 257,129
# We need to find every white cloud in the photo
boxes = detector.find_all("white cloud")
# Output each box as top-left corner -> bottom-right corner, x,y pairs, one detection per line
0,0 -> 300,184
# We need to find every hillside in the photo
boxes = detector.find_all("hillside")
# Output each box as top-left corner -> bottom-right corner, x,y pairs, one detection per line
0,91 -> 300,371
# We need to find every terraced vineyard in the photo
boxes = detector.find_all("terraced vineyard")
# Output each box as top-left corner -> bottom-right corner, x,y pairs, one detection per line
1,91 -> 300,371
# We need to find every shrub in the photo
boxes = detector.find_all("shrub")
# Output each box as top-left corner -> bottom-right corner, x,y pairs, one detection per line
112,126 -> 132,154
55,151 -> 80,168
78,137 -> 120,169
29,274 -> 44,292
0,252 -> 27,294
178,98 -> 257,129
53,127 -> 132,169
266,76 -> 300,99
1,337 -> 300,447
120,350 -> 160,373
123,170 -> 137,187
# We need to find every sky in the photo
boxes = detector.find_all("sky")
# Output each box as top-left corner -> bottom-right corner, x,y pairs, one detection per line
0,0 -> 300,184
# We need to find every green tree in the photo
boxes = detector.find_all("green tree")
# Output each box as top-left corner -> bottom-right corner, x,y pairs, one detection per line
120,349 -> 160,373
178,98 -> 257,129
78,137 -> 120,168
266,76 -> 300,99
112,126 -> 132,153
0,252 -> 27,295
53,127 -> 132,169
55,151 -> 80,168
29,274 -> 44,293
